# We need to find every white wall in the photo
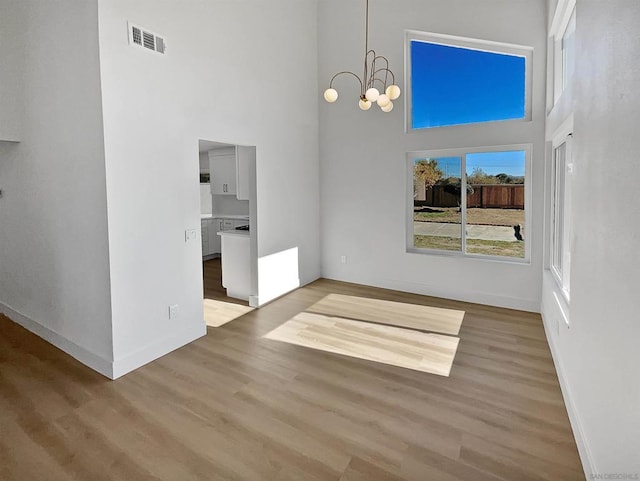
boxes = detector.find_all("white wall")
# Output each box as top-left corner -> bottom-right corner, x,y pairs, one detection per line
541,0 -> 640,474
0,0 -> 113,374
97,0 -> 320,376
0,0 -> 23,141
212,195 -> 249,217
318,0 -> 547,311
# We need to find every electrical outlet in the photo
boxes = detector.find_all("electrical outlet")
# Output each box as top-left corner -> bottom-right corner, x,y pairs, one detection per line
341,255 -> 347,264
169,304 -> 179,320
185,229 -> 197,242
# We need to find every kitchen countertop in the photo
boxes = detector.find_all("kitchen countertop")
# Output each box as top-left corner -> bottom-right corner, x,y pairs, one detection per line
217,230 -> 250,238
201,214 -> 249,220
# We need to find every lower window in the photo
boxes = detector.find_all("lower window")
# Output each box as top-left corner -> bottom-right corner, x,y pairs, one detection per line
408,145 -> 531,260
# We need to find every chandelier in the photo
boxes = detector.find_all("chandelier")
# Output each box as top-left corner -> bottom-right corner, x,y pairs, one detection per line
323,0 -> 401,112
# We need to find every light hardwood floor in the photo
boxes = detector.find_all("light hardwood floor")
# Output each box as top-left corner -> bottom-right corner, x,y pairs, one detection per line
264,312 -> 460,376
0,278 -> 585,481
307,293 -> 465,335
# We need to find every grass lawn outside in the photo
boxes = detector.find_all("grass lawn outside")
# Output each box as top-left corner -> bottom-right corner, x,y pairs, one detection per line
414,207 -> 524,227
414,235 -> 525,258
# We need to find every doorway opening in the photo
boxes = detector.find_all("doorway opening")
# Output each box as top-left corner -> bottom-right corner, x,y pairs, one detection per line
198,139 -> 258,327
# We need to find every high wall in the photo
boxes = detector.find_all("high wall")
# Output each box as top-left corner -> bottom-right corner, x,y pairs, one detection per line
0,0 -> 113,373
0,0 -> 23,141
318,0 -> 547,312
97,0 -> 320,376
541,0 -> 640,474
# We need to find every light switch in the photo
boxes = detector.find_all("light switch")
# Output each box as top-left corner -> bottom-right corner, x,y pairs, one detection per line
185,229 -> 197,242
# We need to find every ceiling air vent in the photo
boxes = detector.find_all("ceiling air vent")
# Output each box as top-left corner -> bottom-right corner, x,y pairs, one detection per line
128,22 -> 166,55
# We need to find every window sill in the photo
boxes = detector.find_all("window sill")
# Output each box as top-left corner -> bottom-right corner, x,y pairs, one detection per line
407,247 -> 531,265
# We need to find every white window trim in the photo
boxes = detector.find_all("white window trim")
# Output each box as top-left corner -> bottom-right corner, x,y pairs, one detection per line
406,143 -> 532,264
549,0 -> 577,106
549,115 -> 574,301
404,30 -> 533,133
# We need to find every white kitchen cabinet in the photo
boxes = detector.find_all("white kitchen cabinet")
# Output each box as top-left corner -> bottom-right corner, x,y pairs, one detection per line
208,220 -> 222,254
202,217 -> 248,258
201,220 -> 211,256
208,146 -> 252,200
209,149 -> 237,195
219,231 -> 251,300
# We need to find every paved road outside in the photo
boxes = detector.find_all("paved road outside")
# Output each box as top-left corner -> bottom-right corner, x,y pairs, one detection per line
414,222 -> 521,242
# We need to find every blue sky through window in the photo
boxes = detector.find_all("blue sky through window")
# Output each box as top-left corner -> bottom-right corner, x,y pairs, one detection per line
411,41 -> 526,129
467,151 -> 525,176
413,150 -> 525,178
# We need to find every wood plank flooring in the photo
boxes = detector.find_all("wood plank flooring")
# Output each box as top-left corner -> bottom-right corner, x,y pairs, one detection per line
203,257 -> 252,327
204,299 -> 254,328
0,278 -> 585,481
307,293 -> 465,335
264,312 -> 459,376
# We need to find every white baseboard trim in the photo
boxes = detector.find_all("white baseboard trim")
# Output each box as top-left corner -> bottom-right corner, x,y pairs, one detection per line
0,301 -> 114,378
322,273 -> 539,313
540,303 -> 596,479
1,301 -> 207,381
111,322 -> 207,379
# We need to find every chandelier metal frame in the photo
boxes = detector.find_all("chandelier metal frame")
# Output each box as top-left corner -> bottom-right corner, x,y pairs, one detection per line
323,0 -> 401,112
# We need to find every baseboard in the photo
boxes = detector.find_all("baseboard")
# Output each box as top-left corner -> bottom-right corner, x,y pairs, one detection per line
540,303 -> 596,478
0,301 -> 114,378
111,322 -> 207,379
322,274 -> 539,312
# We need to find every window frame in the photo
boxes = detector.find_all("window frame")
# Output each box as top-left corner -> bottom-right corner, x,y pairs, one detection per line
404,30 -> 533,132
549,0 -> 577,106
406,143 -> 532,263
550,117 -> 573,300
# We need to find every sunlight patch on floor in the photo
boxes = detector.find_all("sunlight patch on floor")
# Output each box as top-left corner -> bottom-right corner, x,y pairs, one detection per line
204,299 -> 254,327
263,294 -> 465,376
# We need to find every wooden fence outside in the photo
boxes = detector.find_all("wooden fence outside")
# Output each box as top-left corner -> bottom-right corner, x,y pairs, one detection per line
420,184 -> 524,209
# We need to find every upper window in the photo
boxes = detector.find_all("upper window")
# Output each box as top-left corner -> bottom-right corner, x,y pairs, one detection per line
550,0 -> 577,105
561,7 -> 576,91
405,31 -> 533,130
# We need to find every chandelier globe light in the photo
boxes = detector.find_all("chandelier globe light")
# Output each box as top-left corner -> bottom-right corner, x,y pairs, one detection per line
323,0 -> 401,113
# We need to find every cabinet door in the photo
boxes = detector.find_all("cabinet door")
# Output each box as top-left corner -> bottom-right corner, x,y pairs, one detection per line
209,220 -> 221,254
209,151 -> 237,195
235,146 -> 254,200
201,220 -> 211,256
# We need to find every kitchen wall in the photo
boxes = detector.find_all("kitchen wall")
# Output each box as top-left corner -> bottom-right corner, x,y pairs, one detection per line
318,0 -> 547,311
198,152 -> 209,173
541,0 -> 640,474
97,0 -> 320,375
212,195 -> 249,217
0,0 -> 113,373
